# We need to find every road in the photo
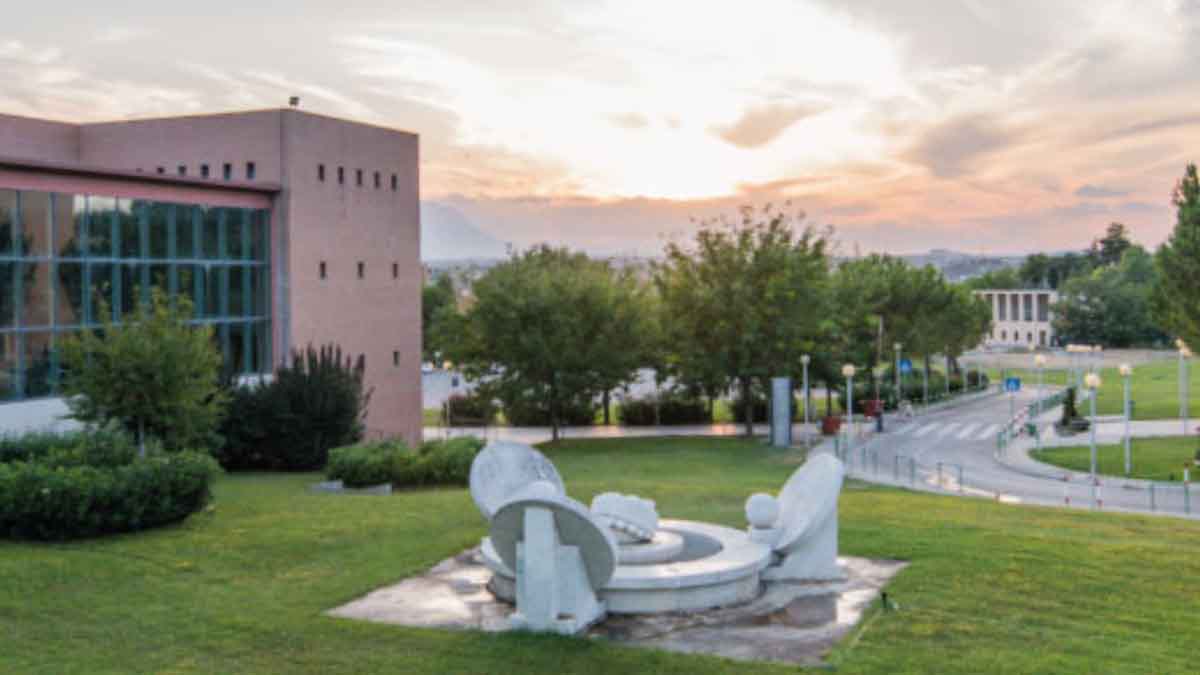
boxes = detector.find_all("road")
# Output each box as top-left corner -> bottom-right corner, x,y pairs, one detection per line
840,388 -> 1199,519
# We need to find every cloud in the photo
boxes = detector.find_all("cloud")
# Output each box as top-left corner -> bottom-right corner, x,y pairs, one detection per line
1074,184 -> 1128,198
608,112 -> 648,129
710,102 -> 829,149
904,114 -> 1022,178
1107,115 -> 1200,141
94,27 -> 151,44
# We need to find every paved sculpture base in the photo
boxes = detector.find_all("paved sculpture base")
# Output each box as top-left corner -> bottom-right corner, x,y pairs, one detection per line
327,548 -> 906,666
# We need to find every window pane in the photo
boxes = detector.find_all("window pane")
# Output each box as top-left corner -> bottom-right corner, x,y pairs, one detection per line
59,195 -> 88,258
55,261 -> 84,328
0,190 -> 17,257
0,259 -> 18,328
21,331 -> 54,399
21,191 -> 51,256
85,262 -> 114,324
20,260 -> 51,329
0,333 -> 19,400
147,201 -> 170,259
202,207 -> 221,259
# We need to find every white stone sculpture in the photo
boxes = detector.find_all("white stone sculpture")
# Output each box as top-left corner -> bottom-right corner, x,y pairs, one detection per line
746,453 -> 845,582
590,492 -> 659,543
489,481 -> 617,634
469,440 -> 565,521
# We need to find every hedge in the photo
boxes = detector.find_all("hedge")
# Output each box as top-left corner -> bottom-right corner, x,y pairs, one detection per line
619,395 -> 711,426
0,429 -> 219,541
327,437 -> 485,488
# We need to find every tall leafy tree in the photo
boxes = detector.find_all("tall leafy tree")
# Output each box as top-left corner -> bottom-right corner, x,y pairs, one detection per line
1153,163 -> 1200,350
422,274 -> 456,362
1055,247 -> 1165,347
656,203 -> 830,436
1092,222 -> 1133,267
445,245 -> 648,441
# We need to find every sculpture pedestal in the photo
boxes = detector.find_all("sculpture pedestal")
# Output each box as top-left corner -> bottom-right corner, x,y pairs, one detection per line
504,504 -> 609,634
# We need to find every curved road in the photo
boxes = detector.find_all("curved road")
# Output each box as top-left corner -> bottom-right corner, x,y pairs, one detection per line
842,389 -> 1198,519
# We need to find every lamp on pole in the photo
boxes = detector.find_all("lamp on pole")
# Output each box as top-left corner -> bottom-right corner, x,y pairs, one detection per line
944,348 -> 951,398
1178,339 -> 1192,436
843,363 -> 856,442
1120,363 -> 1132,476
1034,354 -> 1047,417
893,342 -> 902,396
1084,372 -> 1102,479
443,360 -> 456,439
801,354 -> 811,440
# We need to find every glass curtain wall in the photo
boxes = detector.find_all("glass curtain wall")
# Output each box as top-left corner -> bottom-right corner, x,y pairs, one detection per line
0,189 -> 271,401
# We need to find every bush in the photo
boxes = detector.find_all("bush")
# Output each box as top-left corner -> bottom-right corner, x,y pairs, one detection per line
731,392 -> 804,423
443,391 -> 498,426
327,436 -> 485,488
0,429 -> 219,540
59,287 -> 227,454
502,394 -> 595,427
619,394 -> 712,426
217,344 -> 373,471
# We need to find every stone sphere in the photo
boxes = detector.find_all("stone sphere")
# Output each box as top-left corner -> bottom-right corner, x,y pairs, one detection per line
745,493 -> 779,529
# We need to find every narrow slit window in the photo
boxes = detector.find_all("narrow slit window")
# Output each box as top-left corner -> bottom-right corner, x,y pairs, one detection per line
245,162 -> 256,180
319,261 -> 327,279
200,164 -> 210,178
392,262 -> 398,279
318,164 -> 325,182
177,165 -> 187,176
156,166 -> 165,175
393,351 -> 400,367
357,261 -> 365,279
223,163 -> 232,180
355,169 -> 363,186
391,174 -> 398,191
337,166 -> 345,185
374,171 -> 381,189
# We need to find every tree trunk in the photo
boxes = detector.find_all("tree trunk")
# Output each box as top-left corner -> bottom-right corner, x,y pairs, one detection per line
550,377 -> 560,442
825,383 -> 833,417
137,418 -> 146,457
603,389 -> 611,426
741,378 -> 754,437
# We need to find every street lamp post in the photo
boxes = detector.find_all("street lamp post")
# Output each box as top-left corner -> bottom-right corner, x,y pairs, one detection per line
843,364 -> 856,443
1085,373 -> 1102,479
894,342 -> 902,399
443,360 -> 455,439
801,354 -> 811,442
1034,354 -> 1047,417
1178,339 -> 1192,436
1120,363 -> 1132,476
944,350 -> 951,398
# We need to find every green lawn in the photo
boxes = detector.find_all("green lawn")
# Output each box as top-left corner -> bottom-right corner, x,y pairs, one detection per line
990,358 -> 1200,420
1033,436 -> 1200,481
6,437 -> 1196,673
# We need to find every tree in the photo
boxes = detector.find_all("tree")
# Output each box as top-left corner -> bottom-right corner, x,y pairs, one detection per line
59,287 -> 228,455
656,203 -> 830,436
1092,222 -> 1133,267
422,274 -> 456,362
1054,247 -> 1166,347
964,267 -> 1021,290
446,245 -> 648,441
1153,164 -> 1200,351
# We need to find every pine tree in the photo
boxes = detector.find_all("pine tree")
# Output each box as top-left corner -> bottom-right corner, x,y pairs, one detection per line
1152,164 -> 1200,351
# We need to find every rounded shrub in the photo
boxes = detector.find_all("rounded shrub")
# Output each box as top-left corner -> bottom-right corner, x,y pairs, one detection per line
0,429 -> 219,541
502,395 -> 595,427
443,392 -> 498,426
327,436 -> 485,488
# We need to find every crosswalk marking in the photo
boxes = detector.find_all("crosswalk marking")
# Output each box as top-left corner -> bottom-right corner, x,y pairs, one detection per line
977,423 -> 1000,440
936,422 -> 960,438
914,423 -> 941,438
956,423 -> 979,439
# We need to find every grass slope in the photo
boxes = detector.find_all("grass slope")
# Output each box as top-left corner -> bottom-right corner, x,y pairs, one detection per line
2,437 -> 1198,674
1033,436 -> 1200,481
991,358 -> 1200,420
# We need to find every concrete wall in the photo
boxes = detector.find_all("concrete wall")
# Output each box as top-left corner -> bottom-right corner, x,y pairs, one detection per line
0,113 -> 80,163
281,111 -> 422,446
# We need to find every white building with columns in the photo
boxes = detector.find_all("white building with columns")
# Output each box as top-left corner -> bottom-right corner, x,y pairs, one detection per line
974,289 -> 1059,348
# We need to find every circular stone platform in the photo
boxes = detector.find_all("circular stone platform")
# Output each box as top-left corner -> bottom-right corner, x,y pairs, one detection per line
482,518 -> 771,614
618,530 -> 685,565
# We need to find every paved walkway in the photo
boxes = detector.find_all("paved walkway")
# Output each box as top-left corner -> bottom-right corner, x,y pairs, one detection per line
423,422 -> 820,444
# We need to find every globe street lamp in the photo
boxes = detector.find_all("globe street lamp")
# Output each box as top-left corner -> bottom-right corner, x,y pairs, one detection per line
843,364 -> 857,441
1084,372 -> 1102,478
801,354 -> 811,441
1119,363 -> 1133,476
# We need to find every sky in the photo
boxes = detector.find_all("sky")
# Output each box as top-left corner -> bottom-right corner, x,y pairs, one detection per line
2,0 -> 1199,257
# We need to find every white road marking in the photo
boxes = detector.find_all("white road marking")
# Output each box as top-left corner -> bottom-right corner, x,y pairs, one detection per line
977,423 -> 1000,440
914,423 -> 941,438
956,423 -> 979,439
936,423 -> 960,438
